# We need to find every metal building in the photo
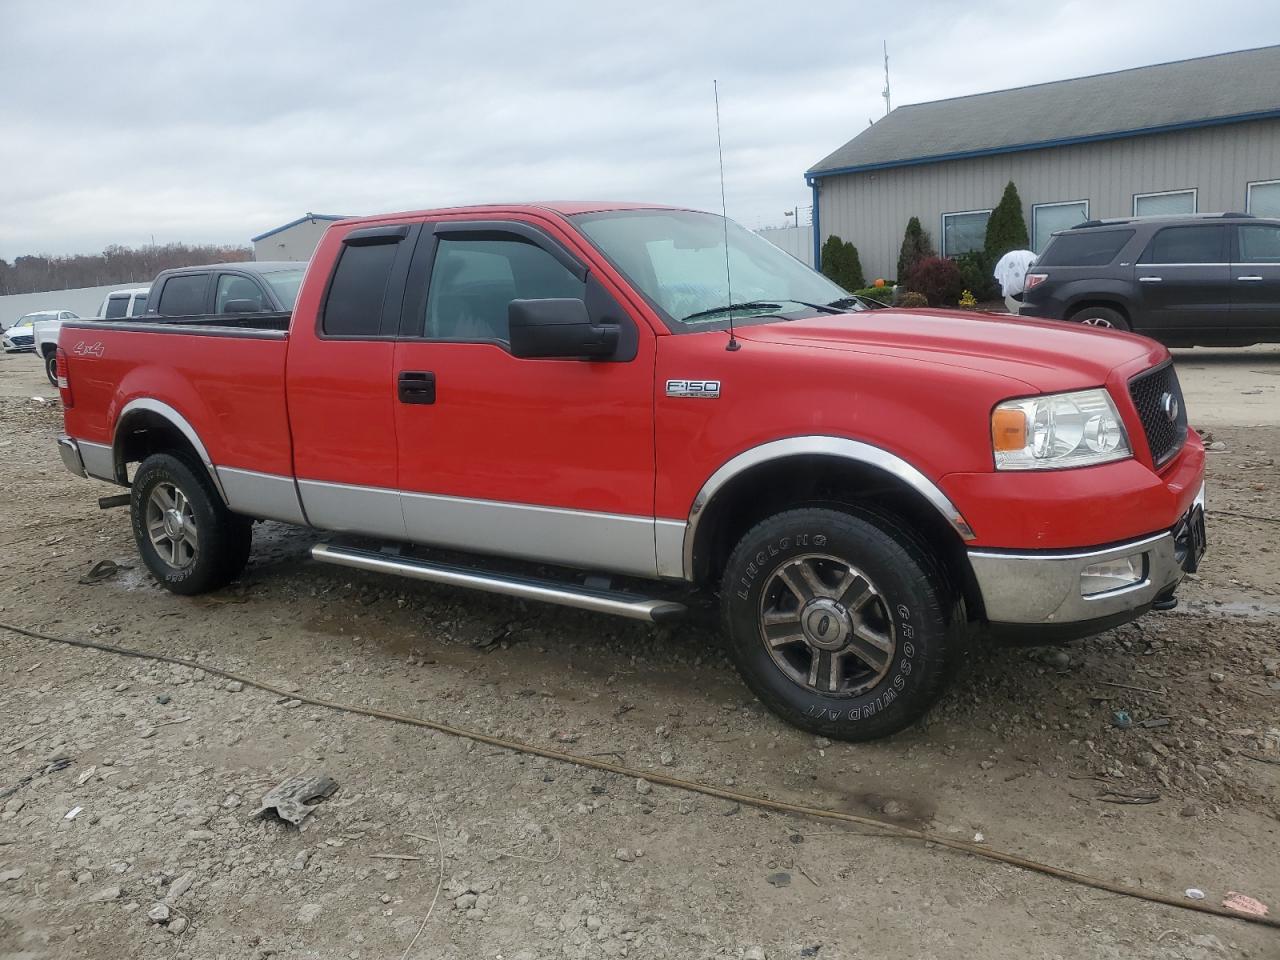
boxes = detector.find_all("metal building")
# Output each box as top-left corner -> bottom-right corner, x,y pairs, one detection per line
806,46 -> 1280,280
251,213 -> 348,262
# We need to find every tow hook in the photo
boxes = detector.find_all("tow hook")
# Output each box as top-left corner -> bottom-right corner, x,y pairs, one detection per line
1151,587 -> 1178,612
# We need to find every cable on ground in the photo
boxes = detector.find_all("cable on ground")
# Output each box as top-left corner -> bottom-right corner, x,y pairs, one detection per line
0,620 -> 1274,931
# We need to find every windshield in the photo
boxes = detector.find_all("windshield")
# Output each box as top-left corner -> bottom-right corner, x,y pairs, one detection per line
573,209 -> 848,331
262,268 -> 307,309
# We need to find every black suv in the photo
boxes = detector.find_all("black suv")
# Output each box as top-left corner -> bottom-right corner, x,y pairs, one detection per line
1020,213 -> 1280,346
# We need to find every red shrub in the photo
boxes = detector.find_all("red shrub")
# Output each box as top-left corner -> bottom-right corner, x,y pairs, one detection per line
904,256 -> 965,307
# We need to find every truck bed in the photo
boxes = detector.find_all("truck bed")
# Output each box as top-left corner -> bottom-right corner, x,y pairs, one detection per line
59,315 -> 296,479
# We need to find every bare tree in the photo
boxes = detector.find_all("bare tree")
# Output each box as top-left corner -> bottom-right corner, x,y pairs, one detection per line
0,242 -> 253,295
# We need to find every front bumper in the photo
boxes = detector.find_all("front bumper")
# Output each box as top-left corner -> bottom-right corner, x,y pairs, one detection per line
969,485 -> 1204,635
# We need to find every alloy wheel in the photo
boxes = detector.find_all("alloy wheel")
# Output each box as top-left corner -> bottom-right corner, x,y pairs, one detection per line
146,482 -> 199,568
757,553 -> 896,696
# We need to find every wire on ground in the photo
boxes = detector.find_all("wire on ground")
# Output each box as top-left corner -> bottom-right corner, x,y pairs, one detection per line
0,620 -> 1274,932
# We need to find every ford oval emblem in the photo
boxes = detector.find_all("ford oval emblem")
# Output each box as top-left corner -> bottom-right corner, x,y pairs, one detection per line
1161,391 -> 1179,423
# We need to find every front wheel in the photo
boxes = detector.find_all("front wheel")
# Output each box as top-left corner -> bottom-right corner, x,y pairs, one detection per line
44,351 -> 58,386
721,507 -> 963,741
130,453 -> 251,595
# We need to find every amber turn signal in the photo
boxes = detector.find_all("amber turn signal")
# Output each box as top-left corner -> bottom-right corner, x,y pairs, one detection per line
991,407 -> 1027,452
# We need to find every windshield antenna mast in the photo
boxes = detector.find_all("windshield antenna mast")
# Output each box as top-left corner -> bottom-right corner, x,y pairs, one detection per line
714,80 -> 740,352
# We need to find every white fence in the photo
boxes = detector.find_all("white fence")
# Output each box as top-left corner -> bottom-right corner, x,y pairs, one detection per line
0,282 -> 138,326
755,225 -> 814,267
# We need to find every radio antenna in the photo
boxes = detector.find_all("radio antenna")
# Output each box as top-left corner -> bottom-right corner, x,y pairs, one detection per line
714,80 -> 740,352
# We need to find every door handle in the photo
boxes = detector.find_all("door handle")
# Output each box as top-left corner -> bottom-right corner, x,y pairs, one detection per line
1138,276 -> 1163,283
1236,276 -> 1263,282
398,371 -> 436,404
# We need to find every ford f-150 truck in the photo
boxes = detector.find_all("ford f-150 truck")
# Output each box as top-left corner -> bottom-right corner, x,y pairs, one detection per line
54,202 -> 1207,741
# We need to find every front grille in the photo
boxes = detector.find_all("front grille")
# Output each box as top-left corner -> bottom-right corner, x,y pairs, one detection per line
1128,362 -> 1188,467
6,334 -> 33,347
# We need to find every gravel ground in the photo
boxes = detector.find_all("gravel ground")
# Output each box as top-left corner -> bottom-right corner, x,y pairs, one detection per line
0,349 -> 1278,960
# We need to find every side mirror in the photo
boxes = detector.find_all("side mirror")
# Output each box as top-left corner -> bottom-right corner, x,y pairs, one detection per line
223,299 -> 262,314
509,298 -> 618,360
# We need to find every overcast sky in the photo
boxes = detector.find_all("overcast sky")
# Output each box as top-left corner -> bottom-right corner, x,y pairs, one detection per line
2,0 -> 1278,259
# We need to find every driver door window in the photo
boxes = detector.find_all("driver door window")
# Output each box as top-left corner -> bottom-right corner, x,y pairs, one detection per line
215,274 -> 265,313
423,237 -> 584,343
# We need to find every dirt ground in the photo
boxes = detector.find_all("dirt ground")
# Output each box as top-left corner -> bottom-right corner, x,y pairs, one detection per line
1,345 -> 1278,960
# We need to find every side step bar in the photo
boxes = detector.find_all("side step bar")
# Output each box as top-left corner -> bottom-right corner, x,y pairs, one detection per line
311,543 -> 686,623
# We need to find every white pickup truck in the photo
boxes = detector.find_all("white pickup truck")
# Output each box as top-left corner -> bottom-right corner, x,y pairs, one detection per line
34,287 -> 149,383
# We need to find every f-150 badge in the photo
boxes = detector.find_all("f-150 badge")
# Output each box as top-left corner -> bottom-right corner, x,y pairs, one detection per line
666,379 -> 720,399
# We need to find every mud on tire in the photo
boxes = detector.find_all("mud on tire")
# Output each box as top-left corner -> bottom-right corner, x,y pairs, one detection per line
721,506 -> 964,741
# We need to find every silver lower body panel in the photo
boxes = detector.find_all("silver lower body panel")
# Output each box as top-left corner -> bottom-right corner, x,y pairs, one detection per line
218,466 -> 308,525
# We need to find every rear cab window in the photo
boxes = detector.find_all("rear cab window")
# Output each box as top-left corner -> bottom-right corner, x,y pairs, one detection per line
156,274 -> 210,316
1036,230 -> 1134,267
128,295 -> 147,317
321,239 -> 401,337
104,296 -> 129,319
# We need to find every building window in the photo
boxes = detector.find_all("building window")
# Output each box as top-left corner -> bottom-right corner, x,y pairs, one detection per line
1133,189 -> 1197,217
1032,200 -> 1089,253
1246,179 -> 1280,217
941,210 -> 991,257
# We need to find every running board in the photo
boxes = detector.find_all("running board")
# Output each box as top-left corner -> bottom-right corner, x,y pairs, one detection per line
311,543 -> 686,623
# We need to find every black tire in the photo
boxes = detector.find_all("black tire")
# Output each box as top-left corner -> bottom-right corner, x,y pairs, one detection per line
1069,305 -> 1129,331
44,351 -> 58,386
721,507 -> 963,741
130,453 -> 251,595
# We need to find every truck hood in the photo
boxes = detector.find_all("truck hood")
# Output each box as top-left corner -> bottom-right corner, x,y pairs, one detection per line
736,308 -> 1163,393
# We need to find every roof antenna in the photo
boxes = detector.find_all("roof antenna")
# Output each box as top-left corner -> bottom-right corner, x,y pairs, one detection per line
882,40 -> 892,115
714,79 -> 740,352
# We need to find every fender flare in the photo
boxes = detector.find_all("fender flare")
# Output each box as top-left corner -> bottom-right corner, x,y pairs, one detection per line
113,398 -> 227,501
681,435 -> 975,580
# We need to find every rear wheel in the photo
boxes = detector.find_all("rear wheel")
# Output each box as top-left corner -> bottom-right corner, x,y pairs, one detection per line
720,507 -> 963,741
1069,305 -> 1129,331
44,351 -> 58,386
130,453 -> 251,595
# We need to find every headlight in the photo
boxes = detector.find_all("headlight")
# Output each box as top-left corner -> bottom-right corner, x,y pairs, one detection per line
992,388 -> 1131,470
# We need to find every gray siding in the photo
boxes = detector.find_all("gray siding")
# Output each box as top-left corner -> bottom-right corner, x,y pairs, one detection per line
253,218 -> 332,261
815,118 -> 1280,281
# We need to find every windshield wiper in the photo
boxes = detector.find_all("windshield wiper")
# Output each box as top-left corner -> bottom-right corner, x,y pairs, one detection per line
680,301 -> 782,323
776,298 -> 845,315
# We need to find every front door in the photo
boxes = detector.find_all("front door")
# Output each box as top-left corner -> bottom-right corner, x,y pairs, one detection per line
392,218 -> 659,577
1232,222 -> 1280,338
1133,224 -> 1231,340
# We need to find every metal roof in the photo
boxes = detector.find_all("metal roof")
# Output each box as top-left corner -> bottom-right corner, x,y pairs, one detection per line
808,45 -> 1280,179
251,213 -> 349,243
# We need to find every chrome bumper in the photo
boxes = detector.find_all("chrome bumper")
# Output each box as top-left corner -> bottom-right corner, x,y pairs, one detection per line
970,531 -> 1184,625
57,435 -> 87,478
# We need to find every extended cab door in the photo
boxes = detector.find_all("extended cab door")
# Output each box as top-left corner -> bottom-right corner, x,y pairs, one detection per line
391,218 -> 659,576
1133,224 -> 1231,339
1231,222 -> 1280,337
287,223 -> 420,538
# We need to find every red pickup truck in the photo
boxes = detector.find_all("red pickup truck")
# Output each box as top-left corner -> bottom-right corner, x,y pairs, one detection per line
55,202 -> 1207,741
